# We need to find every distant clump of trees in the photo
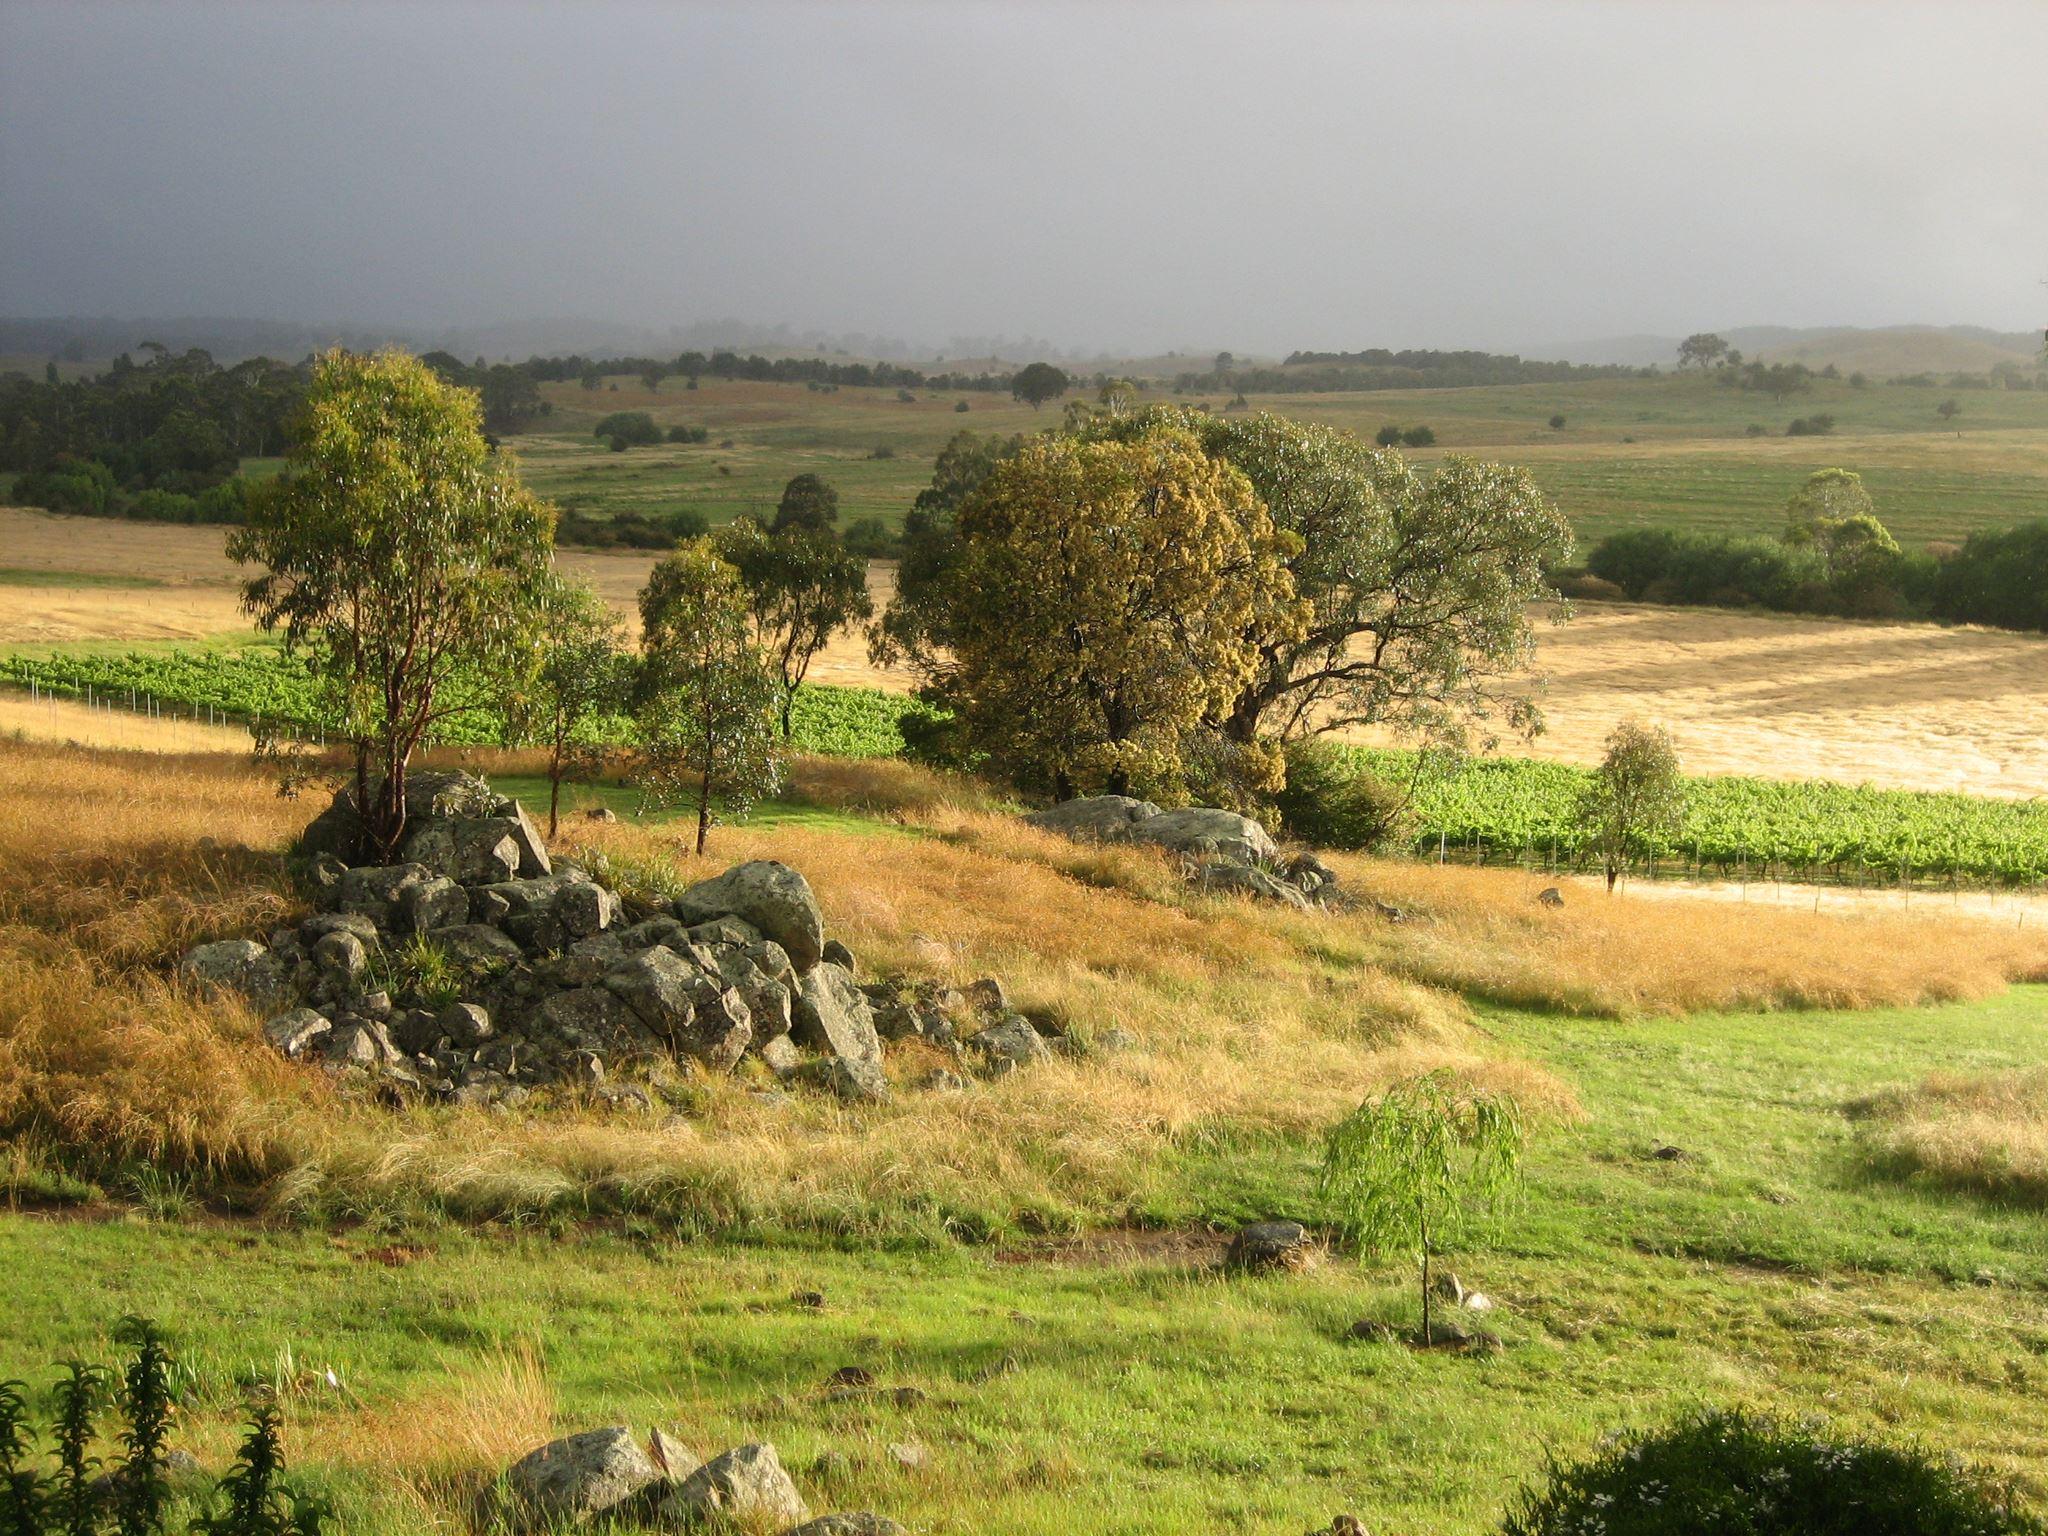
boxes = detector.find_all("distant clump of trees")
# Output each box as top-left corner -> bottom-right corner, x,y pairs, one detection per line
1580,467 -> 2048,632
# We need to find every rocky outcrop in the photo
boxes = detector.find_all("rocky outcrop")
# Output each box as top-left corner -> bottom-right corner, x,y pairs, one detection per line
505,1426 -> 662,1523
1025,796 -> 1344,909
184,771 -> 1052,1104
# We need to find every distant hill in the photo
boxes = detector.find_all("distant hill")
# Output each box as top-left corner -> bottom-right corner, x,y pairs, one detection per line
1544,324 -> 2044,376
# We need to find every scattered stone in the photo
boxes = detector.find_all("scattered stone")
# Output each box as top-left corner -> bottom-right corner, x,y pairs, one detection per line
311,928 -> 368,979
827,1365 -> 875,1388
1537,887 -> 1565,908
263,1008 -> 332,1060
1225,1220 -> 1318,1273
963,976 -> 1008,1013
784,1516 -> 907,1536
585,806 -> 618,823
822,938 -> 857,974
791,1290 -> 827,1310
504,1426 -> 660,1523
1346,1318 -> 1399,1343
665,1442 -> 807,1529
965,1014 -> 1050,1076
1305,1516 -> 1369,1536
1650,1144 -> 1691,1162
885,1441 -> 930,1472
792,964 -> 884,1076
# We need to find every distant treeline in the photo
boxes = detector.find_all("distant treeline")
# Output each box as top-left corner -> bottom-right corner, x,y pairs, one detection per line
1175,348 -> 1649,393
509,347 -> 1017,394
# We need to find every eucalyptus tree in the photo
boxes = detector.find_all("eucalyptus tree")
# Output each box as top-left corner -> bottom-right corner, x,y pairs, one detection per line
228,349 -> 555,859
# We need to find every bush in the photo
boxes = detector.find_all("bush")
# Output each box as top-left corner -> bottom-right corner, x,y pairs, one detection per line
1787,413 -> 1836,436
13,457 -> 116,515
667,424 -> 709,444
869,444 -> 896,460
592,410 -> 661,446
1374,425 -> 1403,447
843,516 -> 900,559
1933,520 -> 2048,632
1402,425 -> 1436,447
1501,1408 -> 2045,1536
955,399 -> 970,413
1588,528 -> 1826,610
1548,414 -> 1566,430
1275,740 -> 1411,851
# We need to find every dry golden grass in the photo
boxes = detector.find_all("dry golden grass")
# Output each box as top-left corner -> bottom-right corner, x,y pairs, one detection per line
2,737 -> 2041,1233
1331,855 -> 2048,1017
1856,1068 -> 2048,1205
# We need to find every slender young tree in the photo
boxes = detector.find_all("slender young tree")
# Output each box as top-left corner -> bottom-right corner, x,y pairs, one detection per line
510,579 -> 630,837
713,518 -> 873,740
635,541 -> 783,854
1578,719 -> 1687,892
228,349 -> 556,860
1320,1074 -> 1524,1347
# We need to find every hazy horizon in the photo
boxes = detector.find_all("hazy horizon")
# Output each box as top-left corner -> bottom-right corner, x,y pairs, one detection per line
4,0 -> 2044,358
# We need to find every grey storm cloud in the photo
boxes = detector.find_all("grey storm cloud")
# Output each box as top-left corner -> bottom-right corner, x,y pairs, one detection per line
3,0 -> 2044,356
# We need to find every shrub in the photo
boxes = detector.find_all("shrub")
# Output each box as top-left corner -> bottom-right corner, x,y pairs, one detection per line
606,435 -> 627,453
1374,425 -> 1403,447
955,399 -> 970,413
1932,520 -> 2048,632
1787,413 -> 1835,436
592,410 -> 661,446
13,457 -> 116,515
1276,740 -> 1411,850
1402,425 -> 1436,447
1745,422 -> 1769,436
666,424 -> 709,444
1547,414 -> 1566,430
1501,1408 -> 2046,1536
869,444 -> 896,460
843,516 -> 900,559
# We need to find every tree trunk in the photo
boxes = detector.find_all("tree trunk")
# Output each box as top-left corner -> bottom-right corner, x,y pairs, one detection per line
1419,1204 -> 1432,1347
1605,861 -> 1618,894
1106,767 -> 1130,797
548,757 -> 563,840
779,685 -> 797,741
695,763 -> 712,856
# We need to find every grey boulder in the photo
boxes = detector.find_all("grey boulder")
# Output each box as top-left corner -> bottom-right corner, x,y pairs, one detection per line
965,1014 -> 1050,1076
666,1442 -> 807,1528
792,964 -> 883,1077
505,1425 -> 661,1523
179,939 -> 292,1013
1023,794 -> 1161,839
262,1007 -> 332,1059
784,1518 -> 908,1536
675,861 -> 824,973
1132,807 -> 1279,866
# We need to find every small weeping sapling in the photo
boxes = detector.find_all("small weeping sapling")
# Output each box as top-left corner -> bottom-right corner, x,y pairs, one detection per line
1320,1073 -> 1524,1346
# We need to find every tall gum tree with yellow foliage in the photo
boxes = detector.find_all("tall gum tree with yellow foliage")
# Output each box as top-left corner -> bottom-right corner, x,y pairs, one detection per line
928,427 -> 1304,800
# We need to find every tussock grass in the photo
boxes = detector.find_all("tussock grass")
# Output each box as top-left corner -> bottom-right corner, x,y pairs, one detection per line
2,737 -> 2039,1234
1332,854 -> 2048,1016
1856,1068 -> 2048,1205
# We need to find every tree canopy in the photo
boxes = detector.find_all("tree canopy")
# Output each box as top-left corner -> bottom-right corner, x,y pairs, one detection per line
913,426 -> 1302,798
228,349 -> 556,858
1009,361 -> 1071,410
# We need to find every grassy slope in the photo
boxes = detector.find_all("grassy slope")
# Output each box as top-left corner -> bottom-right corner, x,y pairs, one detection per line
476,372 -> 2048,549
8,987 -> 2048,1535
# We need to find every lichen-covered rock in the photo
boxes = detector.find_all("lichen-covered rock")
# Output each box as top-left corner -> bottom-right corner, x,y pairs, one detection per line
792,963 -> 882,1076
179,939 -> 293,1013
965,1014 -> 1050,1076
263,1007 -> 332,1059
1023,795 -> 1161,839
1132,806 -> 1279,866
311,928 -> 368,979
434,923 -> 524,970
1194,859 -> 1311,910
400,875 -> 470,933
1225,1219 -> 1318,1273
505,1425 -> 661,1523
675,862 -> 824,973
665,1442 -> 807,1528
528,987 -> 664,1071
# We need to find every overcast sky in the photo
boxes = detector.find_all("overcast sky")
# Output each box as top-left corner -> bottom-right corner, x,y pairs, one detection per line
3,0 -> 2044,356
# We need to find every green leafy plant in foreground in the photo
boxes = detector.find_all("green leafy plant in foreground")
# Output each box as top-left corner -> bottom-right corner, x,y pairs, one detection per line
1320,1073 -> 1523,1346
